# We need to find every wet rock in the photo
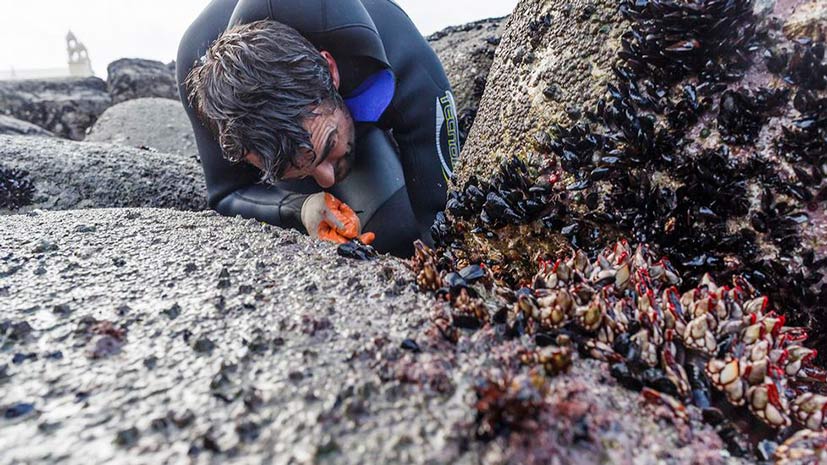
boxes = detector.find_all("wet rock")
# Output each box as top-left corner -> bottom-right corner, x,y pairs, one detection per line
0,115 -> 53,137
106,58 -> 178,104
0,208 -> 745,465
459,0 -> 628,181
85,98 -> 198,161
0,77 -> 111,140
0,135 -> 205,213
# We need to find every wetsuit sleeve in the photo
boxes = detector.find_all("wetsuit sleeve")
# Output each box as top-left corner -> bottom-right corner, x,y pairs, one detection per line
176,7 -> 307,232
363,0 -> 460,234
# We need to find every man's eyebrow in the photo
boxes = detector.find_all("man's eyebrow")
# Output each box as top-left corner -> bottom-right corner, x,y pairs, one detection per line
319,128 -> 338,165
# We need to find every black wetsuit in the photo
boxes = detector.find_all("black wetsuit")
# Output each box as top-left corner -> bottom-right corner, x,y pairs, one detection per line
176,0 -> 460,256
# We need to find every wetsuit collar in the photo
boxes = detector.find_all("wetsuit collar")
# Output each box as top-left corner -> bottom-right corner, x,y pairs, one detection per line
344,69 -> 396,123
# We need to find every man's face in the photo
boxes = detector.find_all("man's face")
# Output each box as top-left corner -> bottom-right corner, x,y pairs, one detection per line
282,104 -> 356,188
242,103 -> 355,189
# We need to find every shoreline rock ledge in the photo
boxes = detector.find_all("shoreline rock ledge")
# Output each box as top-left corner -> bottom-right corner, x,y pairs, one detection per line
0,208 -> 754,465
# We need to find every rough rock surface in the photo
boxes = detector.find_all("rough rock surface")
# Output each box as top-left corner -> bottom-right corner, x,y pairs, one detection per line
86,98 -> 198,161
0,77 -> 111,140
428,18 -> 507,142
0,209 -> 751,465
106,58 -> 179,105
0,116 -> 53,137
458,0 -> 628,181
782,0 -> 827,40
0,135 -> 205,213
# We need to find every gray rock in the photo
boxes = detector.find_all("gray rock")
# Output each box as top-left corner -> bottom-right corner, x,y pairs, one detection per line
458,0 -> 629,182
107,58 -> 179,104
0,77 -> 111,140
0,135 -> 205,213
0,208 -> 748,465
428,17 -> 507,142
86,98 -> 198,161
0,115 -> 54,137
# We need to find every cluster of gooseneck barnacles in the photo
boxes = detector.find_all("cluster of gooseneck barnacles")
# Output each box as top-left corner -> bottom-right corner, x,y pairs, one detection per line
412,236 -> 827,458
413,0 -> 827,460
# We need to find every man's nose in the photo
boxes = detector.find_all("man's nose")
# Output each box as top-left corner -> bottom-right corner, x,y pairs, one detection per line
312,162 -> 336,188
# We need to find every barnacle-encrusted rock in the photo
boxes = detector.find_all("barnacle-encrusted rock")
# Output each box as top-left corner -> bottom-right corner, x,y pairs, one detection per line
0,135 -> 205,213
0,77 -> 111,140
459,0 -> 630,182
412,233 -> 827,458
1,209 -> 748,465
450,0 -> 827,363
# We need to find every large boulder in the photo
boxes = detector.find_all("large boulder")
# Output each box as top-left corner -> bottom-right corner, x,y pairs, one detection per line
0,77 -> 111,140
0,135 -> 205,213
428,17 -> 507,142
0,208 -> 748,465
86,98 -> 198,161
0,115 -> 53,137
106,58 -> 179,104
448,0 -> 827,357
459,0 -> 629,177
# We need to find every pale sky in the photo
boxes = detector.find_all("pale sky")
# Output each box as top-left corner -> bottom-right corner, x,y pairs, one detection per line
0,0 -> 517,77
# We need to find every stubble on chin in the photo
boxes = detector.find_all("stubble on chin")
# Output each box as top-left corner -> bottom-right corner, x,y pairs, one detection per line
335,148 -> 354,182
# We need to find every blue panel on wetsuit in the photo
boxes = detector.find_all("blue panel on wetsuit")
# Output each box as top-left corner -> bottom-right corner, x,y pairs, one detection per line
344,69 -> 396,123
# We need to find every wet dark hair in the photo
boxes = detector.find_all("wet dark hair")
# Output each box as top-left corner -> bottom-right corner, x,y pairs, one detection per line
186,19 -> 343,183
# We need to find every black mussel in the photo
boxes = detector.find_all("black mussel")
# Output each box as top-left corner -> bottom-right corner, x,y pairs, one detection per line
492,307 -> 508,325
459,264 -> 486,282
337,240 -> 378,261
400,339 -> 422,353
535,332 -> 557,347
453,314 -> 483,330
443,272 -> 466,289
641,368 -> 680,398
611,363 -> 643,391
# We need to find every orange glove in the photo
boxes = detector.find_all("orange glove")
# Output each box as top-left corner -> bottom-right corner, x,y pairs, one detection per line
301,192 -> 375,245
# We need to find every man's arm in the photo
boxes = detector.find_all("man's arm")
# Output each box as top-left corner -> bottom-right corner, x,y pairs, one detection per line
363,0 -> 461,238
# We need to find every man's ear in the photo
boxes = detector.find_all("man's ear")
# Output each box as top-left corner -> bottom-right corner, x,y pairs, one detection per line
320,50 -> 340,90
243,152 -> 264,171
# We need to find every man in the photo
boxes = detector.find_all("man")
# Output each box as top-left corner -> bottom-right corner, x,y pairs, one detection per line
177,0 -> 461,256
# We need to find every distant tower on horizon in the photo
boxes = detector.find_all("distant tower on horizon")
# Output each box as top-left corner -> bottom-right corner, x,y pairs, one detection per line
0,30 -> 95,80
66,31 -> 94,77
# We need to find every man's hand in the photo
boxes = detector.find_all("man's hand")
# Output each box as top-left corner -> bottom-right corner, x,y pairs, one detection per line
301,193 -> 375,245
